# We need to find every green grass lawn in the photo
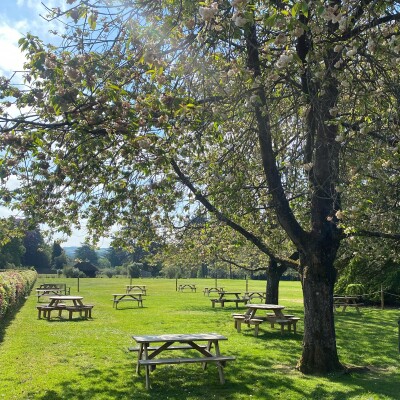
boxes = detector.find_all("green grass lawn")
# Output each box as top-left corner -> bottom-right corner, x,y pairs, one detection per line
0,278 -> 399,400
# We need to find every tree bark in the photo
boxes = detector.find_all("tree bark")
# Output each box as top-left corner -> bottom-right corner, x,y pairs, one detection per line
265,259 -> 287,304
297,240 -> 342,373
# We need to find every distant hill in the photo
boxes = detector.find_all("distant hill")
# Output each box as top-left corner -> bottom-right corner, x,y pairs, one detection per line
63,247 -> 108,259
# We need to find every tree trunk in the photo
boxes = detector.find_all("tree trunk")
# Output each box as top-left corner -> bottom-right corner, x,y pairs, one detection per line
297,245 -> 343,373
265,259 -> 287,304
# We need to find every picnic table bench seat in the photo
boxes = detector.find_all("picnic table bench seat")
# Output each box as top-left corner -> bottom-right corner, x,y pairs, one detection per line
233,315 -> 264,336
334,302 -> 364,306
129,344 -> 208,352
211,298 -> 247,308
203,287 -> 224,296
36,303 -> 93,320
112,293 -> 143,309
138,355 -> 235,367
274,317 -> 300,334
266,313 -> 295,327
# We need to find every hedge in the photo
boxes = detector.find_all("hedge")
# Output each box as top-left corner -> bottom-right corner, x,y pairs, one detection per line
0,270 -> 37,319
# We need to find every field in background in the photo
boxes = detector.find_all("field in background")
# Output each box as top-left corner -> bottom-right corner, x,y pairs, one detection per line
0,278 -> 399,400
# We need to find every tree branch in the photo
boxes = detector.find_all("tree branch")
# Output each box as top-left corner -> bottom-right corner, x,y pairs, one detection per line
170,158 -> 280,260
350,230 -> 400,241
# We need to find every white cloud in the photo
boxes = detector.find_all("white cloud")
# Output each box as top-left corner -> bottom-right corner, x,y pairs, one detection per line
0,24 -> 27,77
0,205 -> 16,218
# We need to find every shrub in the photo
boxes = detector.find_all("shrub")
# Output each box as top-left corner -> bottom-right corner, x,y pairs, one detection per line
63,266 -> 86,278
0,270 -> 37,319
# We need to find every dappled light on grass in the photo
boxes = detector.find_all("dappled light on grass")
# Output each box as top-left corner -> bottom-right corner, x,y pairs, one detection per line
0,278 -> 398,399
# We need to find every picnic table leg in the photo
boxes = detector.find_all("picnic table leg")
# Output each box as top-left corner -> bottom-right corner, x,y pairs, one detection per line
136,344 -> 143,374
214,341 -> 225,384
143,344 -> 151,389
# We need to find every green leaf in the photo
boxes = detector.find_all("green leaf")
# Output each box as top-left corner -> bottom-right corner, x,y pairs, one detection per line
291,3 -> 301,17
88,14 -> 97,30
301,2 -> 309,17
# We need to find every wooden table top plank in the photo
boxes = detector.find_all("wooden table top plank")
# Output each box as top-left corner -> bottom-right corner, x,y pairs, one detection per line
245,303 -> 285,310
49,296 -> 83,301
113,293 -> 142,296
132,333 -> 227,343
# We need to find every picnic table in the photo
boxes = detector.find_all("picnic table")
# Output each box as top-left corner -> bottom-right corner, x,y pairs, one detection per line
243,291 -> 267,302
35,283 -> 70,302
113,293 -> 144,309
233,303 -> 300,336
131,333 -> 235,389
203,287 -> 224,296
333,296 -> 363,313
126,285 -> 147,295
178,284 -> 196,292
36,295 -> 93,320
211,292 -> 247,308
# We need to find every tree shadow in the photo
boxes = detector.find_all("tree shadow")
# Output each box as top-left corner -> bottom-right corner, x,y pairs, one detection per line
0,296 -> 29,344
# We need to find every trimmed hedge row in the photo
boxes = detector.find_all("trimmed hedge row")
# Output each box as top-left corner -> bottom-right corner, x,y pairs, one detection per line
0,270 -> 37,319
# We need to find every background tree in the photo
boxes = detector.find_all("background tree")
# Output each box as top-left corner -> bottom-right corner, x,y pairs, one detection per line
106,247 -> 130,268
0,0 -> 399,374
51,241 -> 68,270
74,243 -> 99,266
22,228 -> 51,272
126,262 -> 143,279
0,237 -> 26,269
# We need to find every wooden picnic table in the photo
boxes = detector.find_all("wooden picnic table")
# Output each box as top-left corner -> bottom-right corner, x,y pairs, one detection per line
233,304 -> 300,336
113,293 -> 144,309
203,287 -> 224,296
37,296 -> 93,320
243,291 -> 267,302
333,296 -> 363,313
211,291 -> 247,308
35,283 -> 70,302
178,284 -> 196,292
131,333 -> 235,389
245,303 -> 286,320
126,285 -> 147,295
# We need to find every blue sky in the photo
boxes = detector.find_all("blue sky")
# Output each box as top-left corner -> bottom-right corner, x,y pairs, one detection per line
0,1 -> 112,247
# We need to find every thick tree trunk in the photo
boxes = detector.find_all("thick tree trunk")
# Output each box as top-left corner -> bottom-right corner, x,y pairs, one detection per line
265,259 -> 287,304
297,243 -> 343,373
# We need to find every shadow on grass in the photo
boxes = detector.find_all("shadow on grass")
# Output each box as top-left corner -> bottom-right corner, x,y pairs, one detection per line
25,346 -> 400,400
0,297 -> 29,344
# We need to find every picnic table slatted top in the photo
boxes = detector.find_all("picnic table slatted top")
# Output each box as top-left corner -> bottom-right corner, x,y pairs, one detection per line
49,296 -> 83,301
132,333 -> 227,343
246,303 -> 285,310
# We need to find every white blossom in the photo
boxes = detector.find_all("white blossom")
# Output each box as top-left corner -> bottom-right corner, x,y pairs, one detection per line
249,94 -> 261,105
199,3 -> 218,22
329,107 -> 338,117
276,53 -> 293,69
231,0 -> 247,7
335,135 -> 345,143
334,59 -> 343,68
335,210 -> 344,219
346,47 -> 357,57
232,12 -> 248,27
274,33 -> 286,46
294,26 -> 304,37
303,162 -> 313,171
367,38 -> 376,53
334,44 -> 343,53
